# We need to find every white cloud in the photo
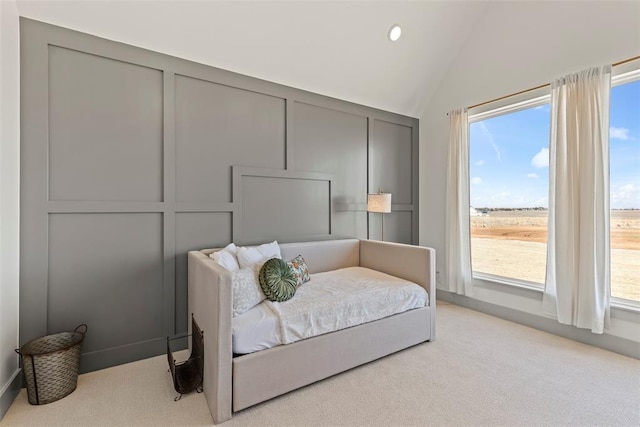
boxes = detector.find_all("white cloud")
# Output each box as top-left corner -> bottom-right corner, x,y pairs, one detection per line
531,148 -> 549,168
471,177 -> 483,185
535,105 -> 550,112
475,160 -> 484,166
487,191 -> 544,208
527,173 -> 539,179
472,188 -> 549,209
611,182 -> 640,209
478,122 -> 502,161
490,192 -> 511,203
534,196 -> 549,207
610,127 -> 631,141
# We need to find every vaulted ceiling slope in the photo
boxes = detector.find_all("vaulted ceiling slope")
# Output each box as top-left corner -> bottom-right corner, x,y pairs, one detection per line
16,0 -> 489,117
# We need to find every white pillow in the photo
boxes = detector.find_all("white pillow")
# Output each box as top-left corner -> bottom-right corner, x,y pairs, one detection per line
231,263 -> 266,317
236,241 -> 281,269
211,250 -> 240,272
222,242 -> 238,255
209,243 -> 240,271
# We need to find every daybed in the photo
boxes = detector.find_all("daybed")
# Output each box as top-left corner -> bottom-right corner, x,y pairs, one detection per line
188,238 -> 436,424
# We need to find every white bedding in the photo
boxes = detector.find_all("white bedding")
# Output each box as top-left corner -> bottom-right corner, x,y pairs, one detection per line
232,266 -> 428,354
233,303 -> 282,354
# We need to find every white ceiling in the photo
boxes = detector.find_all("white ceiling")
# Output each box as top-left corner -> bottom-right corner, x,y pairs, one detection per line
16,0 -> 489,117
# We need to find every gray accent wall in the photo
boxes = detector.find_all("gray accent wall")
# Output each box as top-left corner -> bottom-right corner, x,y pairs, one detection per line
20,18 -> 420,372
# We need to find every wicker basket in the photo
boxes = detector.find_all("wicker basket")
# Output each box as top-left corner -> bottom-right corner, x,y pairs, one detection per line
16,324 -> 87,405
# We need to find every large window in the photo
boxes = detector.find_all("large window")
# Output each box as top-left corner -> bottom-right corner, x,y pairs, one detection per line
610,77 -> 640,302
468,68 -> 640,303
469,101 -> 550,284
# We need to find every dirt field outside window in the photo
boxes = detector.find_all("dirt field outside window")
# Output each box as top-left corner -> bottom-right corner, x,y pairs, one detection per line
471,209 -> 640,301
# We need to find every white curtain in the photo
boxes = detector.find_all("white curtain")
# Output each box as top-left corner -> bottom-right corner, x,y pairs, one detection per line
543,66 -> 611,334
445,108 -> 473,296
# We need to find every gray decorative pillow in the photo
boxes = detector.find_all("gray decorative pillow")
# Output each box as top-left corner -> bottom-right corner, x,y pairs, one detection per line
259,258 -> 297,302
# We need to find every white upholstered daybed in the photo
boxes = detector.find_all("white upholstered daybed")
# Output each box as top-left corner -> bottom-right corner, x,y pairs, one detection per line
188,238 -> 436,424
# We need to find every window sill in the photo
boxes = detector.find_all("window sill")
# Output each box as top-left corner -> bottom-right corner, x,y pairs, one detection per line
472,272 -> 640,315
611,298 -> 640,314
473,272 -> 544,293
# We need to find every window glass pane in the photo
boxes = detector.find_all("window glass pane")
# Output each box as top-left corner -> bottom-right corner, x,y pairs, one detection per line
610,79 -> 640,302
469,105 -> 550,283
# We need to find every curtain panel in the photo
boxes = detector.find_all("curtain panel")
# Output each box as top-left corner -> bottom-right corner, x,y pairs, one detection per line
445,108 -> 473,296
543,66 -> 612,334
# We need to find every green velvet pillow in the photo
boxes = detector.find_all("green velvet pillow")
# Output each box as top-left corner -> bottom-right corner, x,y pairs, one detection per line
259,258 -> 297,302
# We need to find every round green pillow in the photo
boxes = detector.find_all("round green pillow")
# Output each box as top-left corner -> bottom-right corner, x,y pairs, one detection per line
259,258 -> 297,302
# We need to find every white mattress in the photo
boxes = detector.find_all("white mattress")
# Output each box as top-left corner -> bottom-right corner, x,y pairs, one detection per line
232,266 -> 428,354
233,302 -> 282,354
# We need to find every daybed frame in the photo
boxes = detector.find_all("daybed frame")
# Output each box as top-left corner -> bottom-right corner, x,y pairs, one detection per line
188,238 -> 436,424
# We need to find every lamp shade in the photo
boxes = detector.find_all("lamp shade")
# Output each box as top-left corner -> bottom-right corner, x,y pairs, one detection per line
367,193 -> 392,213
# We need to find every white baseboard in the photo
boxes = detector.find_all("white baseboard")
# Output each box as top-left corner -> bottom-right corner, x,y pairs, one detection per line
0,368 -> 21,421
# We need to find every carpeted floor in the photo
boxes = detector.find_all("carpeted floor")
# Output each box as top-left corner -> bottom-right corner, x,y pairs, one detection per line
2,302 -> 639,426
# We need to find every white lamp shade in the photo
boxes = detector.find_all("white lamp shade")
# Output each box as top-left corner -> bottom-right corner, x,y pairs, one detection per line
367,193 -> 392,213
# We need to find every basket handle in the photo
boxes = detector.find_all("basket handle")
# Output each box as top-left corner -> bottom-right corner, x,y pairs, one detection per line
74,324 -> 88,335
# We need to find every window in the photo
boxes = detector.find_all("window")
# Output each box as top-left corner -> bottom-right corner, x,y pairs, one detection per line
610,74 -> 640,302
468,66 -> 640,302
469,98 -> 550,285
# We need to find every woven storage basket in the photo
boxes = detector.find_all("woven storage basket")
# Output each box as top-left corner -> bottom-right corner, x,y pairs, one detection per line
16,324 -> 87,405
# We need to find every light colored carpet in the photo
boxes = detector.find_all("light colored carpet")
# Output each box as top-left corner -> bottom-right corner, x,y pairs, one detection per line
2,302 -> 639,426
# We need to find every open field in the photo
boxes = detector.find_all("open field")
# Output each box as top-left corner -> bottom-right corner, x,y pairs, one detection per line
471,210 -> 640,301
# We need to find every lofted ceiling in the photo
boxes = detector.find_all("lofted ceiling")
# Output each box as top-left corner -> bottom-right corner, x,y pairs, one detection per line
16,0 -> 489,117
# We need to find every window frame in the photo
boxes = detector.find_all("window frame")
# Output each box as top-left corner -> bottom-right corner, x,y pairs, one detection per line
609,66 -> 640,308
468,94 -> 550,125
466,64 -> 640,310
468,92 -> 551,288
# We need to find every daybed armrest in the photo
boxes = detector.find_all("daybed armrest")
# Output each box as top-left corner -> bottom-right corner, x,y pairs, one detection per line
359,240 -> 436,340
187,251 -> 233,424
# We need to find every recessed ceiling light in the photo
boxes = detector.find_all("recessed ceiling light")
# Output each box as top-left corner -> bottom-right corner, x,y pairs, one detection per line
388,24 -> 402,42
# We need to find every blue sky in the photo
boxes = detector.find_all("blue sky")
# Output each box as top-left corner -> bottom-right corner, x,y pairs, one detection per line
469,79 -> 640,209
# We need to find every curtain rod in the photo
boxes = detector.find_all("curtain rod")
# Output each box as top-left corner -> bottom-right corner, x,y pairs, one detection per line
457,55 -> 640,112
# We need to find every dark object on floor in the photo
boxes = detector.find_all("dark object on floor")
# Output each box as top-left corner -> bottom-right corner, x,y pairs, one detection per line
16,324 -> 87,405
167,315 -> 204,401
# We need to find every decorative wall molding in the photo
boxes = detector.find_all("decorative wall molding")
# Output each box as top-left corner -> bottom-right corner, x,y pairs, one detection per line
20,17 -> 419,372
